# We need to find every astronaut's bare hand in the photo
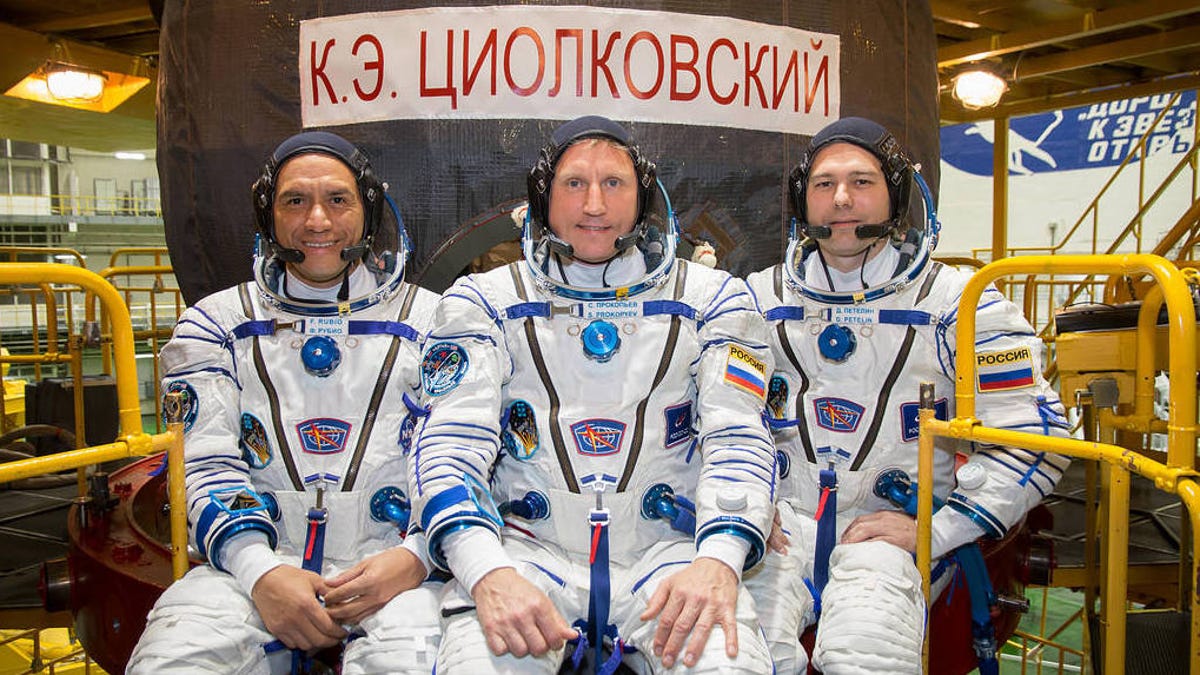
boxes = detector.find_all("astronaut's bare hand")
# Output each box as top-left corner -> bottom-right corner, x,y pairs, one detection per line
768,507 -> 789,554
640,557 -> 739,668
251,564 -> 346,650
472,567 -> 576,658
841,510 -> 917,551
324,547 -> 426,625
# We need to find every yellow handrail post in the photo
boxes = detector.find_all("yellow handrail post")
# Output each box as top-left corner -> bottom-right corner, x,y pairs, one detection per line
1100,462 -> 1130,675
2,266 -> 145,438
956,255 -> 1195,463
163,392 -> 188,581
1177,478 -> 1200,672
916,382 -> 936,675
920,253 -> 1198,672
1078,389 -> 1101,614
0,262 -> 191,593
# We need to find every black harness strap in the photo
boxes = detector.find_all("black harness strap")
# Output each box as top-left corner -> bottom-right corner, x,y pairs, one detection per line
343,283 -> 419,491
239,283 -> 304,491
849,264 -> 943,471
773,265 -> 817,463
510,264 -> 581,493
617,262 -> 688,492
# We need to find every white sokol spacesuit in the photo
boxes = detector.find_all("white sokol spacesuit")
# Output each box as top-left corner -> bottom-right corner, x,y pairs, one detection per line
743,118 -> 1071,675
128,133 -> 442,675
411,119 -> 776,675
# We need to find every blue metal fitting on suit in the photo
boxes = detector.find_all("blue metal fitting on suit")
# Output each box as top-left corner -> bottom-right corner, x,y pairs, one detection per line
300,335 -> 341,377
817,323 -> 856,362
581,320 -> 621,362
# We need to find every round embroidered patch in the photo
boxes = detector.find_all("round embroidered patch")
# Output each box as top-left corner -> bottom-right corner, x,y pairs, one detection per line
161,380 -> 198,432
240,413 -> 272,469
421,342 -> 469,396
398,414 -> 417,456
776,450 -> 791,479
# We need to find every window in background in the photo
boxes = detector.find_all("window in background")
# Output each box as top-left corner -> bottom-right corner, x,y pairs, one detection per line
8,141 -> 42,160
94,178 -> 116,214
11,165 -> 42,195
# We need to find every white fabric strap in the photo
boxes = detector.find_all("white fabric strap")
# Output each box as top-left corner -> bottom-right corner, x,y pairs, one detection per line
219,531 -> 283,596
443,527 -> 517,593
696,534 -> 752,581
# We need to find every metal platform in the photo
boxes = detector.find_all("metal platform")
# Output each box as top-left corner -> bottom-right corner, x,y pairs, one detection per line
1043,458 -> 1184,593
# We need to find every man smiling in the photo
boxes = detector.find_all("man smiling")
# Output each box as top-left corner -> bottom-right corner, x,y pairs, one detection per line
129,131 -> 442,674
411,116 -> 776,674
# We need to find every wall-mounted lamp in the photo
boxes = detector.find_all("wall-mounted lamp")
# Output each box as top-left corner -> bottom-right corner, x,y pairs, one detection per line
4,61 -> 151,113
44,62 -> 107,102
3,41 -> 151,113
951,63 -> 1008,110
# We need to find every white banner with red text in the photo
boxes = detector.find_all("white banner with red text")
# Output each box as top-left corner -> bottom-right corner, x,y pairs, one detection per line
299,5 -> 840,135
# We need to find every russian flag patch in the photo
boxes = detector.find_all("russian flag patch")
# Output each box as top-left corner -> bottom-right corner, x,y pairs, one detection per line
724,345 -> 767,400
976,346 -> 1036,392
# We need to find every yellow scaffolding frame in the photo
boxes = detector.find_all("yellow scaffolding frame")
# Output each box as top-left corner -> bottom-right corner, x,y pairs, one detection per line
86,264 -> 182,432
914,254 -> 1198,675
0,263 -> 188,580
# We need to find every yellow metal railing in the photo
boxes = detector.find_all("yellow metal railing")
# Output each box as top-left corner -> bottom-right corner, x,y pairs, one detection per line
1,246 -> 183,436
0,193 -> 162,218
915,254 -> 1198,675
971,91 -> 1200,264
86,263 -> 182,432
0,250 -> 89,462
0,263 -> 188,580
107,247 -> 171,269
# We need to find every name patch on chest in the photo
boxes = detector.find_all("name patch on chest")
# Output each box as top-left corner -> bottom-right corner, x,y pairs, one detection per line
571,418 -> 626,456
305,316 -> 348,336
812,397 -> 865,432
976,346 -> 1036,392
724,345 -> 766,400
296,418 -> 352,454
580,300 -> 640,320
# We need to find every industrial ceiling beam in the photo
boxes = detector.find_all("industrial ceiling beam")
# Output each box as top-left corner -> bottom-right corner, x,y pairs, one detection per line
1016,27 -> 1200,80
938,0 -> 1200,68
27,8 -> 154,33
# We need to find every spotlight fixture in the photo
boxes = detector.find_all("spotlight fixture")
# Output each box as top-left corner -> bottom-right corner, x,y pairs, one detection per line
44,62 -> 107,102
951,64 -> 1008,110
4,57 -> 151,113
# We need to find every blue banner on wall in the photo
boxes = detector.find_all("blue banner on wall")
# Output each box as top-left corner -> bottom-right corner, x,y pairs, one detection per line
942,91 -> 1197,176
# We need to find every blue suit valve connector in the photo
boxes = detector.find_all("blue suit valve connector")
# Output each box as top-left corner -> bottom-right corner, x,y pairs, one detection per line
817,323 -> 856,362
370,486 -> 411,534
300,335 -> 342,377
581,320 -> 621,362
639,483 -> 697,536
499,491 -> 550,520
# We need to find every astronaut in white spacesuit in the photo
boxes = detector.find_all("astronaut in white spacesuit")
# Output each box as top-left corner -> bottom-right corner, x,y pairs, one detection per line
744,117 -> 1071,674
128,131 -> 442,674
410,116 -> 776,674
